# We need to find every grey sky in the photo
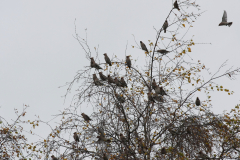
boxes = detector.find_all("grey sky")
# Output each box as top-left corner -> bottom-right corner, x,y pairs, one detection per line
0,0 -> 240,151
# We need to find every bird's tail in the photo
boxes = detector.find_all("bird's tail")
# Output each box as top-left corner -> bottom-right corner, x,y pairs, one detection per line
228,22 -> 233,27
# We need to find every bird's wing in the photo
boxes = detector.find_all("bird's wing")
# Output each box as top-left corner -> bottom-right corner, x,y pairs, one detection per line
222,10 -> 227,22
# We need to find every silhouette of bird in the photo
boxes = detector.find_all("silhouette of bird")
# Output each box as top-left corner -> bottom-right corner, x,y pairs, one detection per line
160,87 -> 168,96
114,77 -> 122,87
93,74 -> 103,86
103,53 -> 112,66
152,79 -> 157,90
90,57 -> 102,70
148,92 -> 155,102
155,49 -> 170,55
153,93 -> 164,102
161,147 -> 167,154
195,97 -> 201,106
140,41 -> 149,53
73,132 -> 79,142
163,20 -> 168,33
115,93 -> 125,103
99,72 -> 107,81
51,155 -> 58,160
174,0 -> 180,10
126,56 -> 131,69
108,75 -> 114,84
81,113 -> 92,122
219,10 -> 232,27
120,77 -> 128,87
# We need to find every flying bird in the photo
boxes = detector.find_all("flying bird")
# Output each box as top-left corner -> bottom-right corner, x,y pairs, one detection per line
51,155 -> 58,160
99,72 -> 107,81
81,113 -> 92,122
195,97 -> 201,106
90,57 -> 102,70
103,53 -> 112,66
174,0 -> 180,10
126,56 -> 131,69
219,10 -> 232,27
163,20 -> 168,33
108,75 -> 114,84
155,49 -> 170,55
93,74 -> 103,86
140,41 -> 149,53
73,132 -> 79,142
120,77 -> 128,88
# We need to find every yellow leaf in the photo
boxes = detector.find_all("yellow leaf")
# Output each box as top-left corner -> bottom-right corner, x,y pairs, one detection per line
182,50 -> 185,54
188,48 -> 191,52
132,46 -> 134,48
182,24 -> 185,27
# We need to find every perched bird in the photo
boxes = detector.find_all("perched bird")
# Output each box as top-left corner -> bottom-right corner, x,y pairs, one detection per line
103,153 -> 108,160
51,155 -> 58,160
174,0 -> 180,10
152,93 -> 164,102
219,10 -> 232,27
163,20 -> 168,33
93,74 -> 103,86
160,87 -> 168,96
99,72 -> 107,81
90,57 -> 102,70
140,41 -> 149,53
152,79 -> 157,90
198,151 -> 209,159
195,97 -> 201,106
120,77 -> 128,87
108,75 -> 115,84
81,113 -> 92,122
97,135 -> 111,143
155,49 -> 170,55
187,127 -> 191,134
120,133 -> 127,143
115,93 -> 125,103
103,53 -> 112,66
161,147 -> 167,154
114,77 -> 122,87
73,132 -> 79,142
98,127 -> 105,137
126,56 -> 131,69
148,92 -> 155,102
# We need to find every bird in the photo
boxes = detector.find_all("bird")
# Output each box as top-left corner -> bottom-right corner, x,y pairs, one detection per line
103,53 -> 112,66
51,155 -> 58,160
160,87 -> 168,96
108,75 -> 115,84
103,153 -> 108,160
174,0 -> 180,10
120,77 -> 128,87
115,93 -> 125,103
187,127 -> 191,134
195,97 -> 201,106
120,133 -> 127,143
219,10 -> 232,27
93,74 -> 103,86
155,49 -> 170,55
98,127 -> 105,137
81,113 -> 92,122
163,20 -> 168,33
198,151 -> 209,159
126,56 -> 131,69
147,92 -> 155,102
152,79 -> 157,90
73,132 -> 79,142
99,72 -> 107,81
90,57 -> 102,70
152,93 -> 164,102
114,77 -> 122,87
140,41 -> 149,53
161,147 -> 167,154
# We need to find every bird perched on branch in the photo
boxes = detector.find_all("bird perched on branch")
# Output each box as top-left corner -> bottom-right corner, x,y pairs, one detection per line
152,79 -> 157,90
161,147 -> 167,154
114,77 -> 122,87
103,53 -> 112,66
219,10 -> 232,27
90,57 -> 102,70
115,93 -> 125,103
163,20 -> 168,33
108,75 -> 114,84
148,92 -> 155,102
120,77 -> 128,88
140,41 -> 149,53
51,155 -> 58,160
73,132 -> 79,142
93,74 -> 103,86
195,97 -> 201,106
126,56 -> 131,69
120,133 -> 127,143
99,72 -> 107,81
81,113 -> 92,122
98,127 -> 105,138
174,0 -> 180,10
155,49 -> 170,55
155,86 -> 168,96
198,151 -> 209,159
153,93 -> 164,102
103,153 -> 108,160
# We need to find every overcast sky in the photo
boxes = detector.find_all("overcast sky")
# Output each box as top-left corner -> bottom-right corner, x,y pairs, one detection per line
1,0 -> 240,150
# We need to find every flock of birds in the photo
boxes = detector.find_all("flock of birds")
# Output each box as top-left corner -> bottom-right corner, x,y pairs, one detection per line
50,1 -> 232,159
